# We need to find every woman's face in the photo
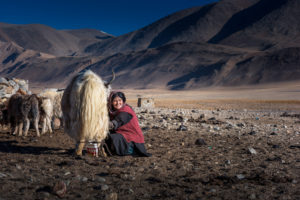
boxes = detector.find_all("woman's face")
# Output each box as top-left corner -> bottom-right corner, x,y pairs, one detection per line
112,96 -> 124,110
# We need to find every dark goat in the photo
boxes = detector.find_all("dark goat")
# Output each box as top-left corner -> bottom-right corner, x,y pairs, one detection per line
8,94 -> 40,137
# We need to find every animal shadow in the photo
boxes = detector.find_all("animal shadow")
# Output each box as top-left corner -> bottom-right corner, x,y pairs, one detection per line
0,140 -> 71,155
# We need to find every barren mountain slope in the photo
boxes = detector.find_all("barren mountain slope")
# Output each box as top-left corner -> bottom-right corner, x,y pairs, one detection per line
0,23 -> 113,56
84,0 -> 259,56
1,0 -> 300,90
209,0 -> 300,50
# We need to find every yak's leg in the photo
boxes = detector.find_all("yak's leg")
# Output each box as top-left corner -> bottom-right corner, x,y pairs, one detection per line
41,118 -> 46,135
34,117 -> 40,137
99,141 -> 107,157
23,118 -> 30,136
18,121 -> 24,136
76,140 -> 85,156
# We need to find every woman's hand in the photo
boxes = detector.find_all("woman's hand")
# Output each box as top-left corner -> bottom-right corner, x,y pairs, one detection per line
109,121 -> 114,130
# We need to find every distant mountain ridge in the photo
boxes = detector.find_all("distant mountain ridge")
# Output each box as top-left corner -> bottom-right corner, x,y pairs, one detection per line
0,0 -> 300,90
0,23 -> 114,56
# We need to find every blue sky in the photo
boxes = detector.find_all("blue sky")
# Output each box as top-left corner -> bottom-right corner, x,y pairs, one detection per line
0,0 -> 217,36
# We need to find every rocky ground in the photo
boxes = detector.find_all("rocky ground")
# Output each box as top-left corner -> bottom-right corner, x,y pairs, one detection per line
0,102 -> 299,200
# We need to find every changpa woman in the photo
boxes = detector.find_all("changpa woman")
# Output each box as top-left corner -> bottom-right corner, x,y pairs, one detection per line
106,91 -> 151,157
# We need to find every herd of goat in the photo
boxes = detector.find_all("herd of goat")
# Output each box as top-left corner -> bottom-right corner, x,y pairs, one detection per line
0,70 -> 115,157
0,88 -> 64,137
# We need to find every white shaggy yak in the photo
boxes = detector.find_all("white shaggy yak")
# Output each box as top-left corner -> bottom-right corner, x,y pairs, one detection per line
61,70 -> 110,156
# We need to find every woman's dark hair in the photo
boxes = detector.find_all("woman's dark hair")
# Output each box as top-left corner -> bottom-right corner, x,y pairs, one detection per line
111,92 -> 126,103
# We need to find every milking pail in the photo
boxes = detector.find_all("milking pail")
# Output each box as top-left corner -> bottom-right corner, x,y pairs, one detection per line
86,143 -> 98,157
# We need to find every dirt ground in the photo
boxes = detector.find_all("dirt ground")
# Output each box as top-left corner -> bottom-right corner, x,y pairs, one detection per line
0,85 -> 300,200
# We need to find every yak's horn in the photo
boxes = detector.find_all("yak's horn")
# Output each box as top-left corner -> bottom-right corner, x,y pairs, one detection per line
105,70 -> 115,87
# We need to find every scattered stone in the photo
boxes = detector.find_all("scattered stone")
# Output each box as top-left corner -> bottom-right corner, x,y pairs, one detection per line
0,77 -> 30,98
142,127 -> 150,131
138,168 -> 145,172
249,193 -> 256,199
74,175 -> 88,182
0,172 -> 7,178
53,181 -> 67,198
177,125 -> 188,131
225,123 -> 233,129
183,118 -> 188,123
105,192 -> 118,200
81,177 -> 88,182
210,188 -> 217,193
213,126 -> 220,131
152,125 -> 160,129
64,172 -> 71,176
159,119 -> 165,123
199,114 -> 205,119
248,131 -> 256,135
248,147 -> 257,155
141,109 -> 149,114
236,174 -> 245,180
236,123 -> 245,127
95,177 -> 106,183
128,188 -> 134,194
101,184 -> 109,191
292,179 -> 298,184
195,138 -> 207,146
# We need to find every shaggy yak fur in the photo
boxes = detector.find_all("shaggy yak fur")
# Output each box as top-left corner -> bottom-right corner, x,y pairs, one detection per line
8,94 -> 40,137
61,70 -> 109,156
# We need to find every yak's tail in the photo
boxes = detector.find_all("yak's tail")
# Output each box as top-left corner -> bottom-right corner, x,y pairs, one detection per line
79,71 -> 109,142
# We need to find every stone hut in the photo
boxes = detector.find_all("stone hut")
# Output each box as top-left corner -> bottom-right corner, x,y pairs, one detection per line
137,97 -> 155,108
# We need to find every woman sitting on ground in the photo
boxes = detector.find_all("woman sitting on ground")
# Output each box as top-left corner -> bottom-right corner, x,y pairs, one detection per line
106,91 -> 151,157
